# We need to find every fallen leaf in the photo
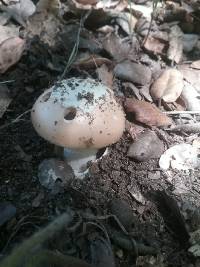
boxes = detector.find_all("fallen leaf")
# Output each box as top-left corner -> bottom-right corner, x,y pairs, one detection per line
150,69 -> 184,102
144,36 -> 168,55
102,33 -> 138,62
178,65 -> 200,93
26,10 -> 60,46
128,2 -> 153,20
36,0 -> 61,15
159,144 -> 200,171
181,80 -> 200,111
191,60 -> 200,70
125,120 -> 144,140
0,0 -> 36,26
115,12 -> 137,35
167,25 -> 183,63
0,37 -> 25,73
114,60 -> 152,85
127,130 -> 164,161
0,25 -> 19,44
96,64 -> 113,88
122,82 -> 141,99
124,98 -> 172,127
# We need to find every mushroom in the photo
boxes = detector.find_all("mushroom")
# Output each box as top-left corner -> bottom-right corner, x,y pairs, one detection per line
31,78 -> 125,178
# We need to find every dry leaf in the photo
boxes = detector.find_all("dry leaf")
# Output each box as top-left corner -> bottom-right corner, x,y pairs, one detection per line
0,37 -> 25,73
115,12 -> 137,35
26,11 -> 60,46
36,0 -> 61,15
191,60 -> 200,70
96,64 -> 113,88
0,0 -> 36,26
167,25 -> 183,63
159,144 -> 200,171
150,69 -> 184,102
0,25 -> 19,44
124,98 -> 172,127
178,65 -> 200,93
144,36 -> 167,55
125,120 -> 144,140
102,33 -> 138,62
181,80 -> 200,111
128,3 -> 153,20
114,60 -> 152,85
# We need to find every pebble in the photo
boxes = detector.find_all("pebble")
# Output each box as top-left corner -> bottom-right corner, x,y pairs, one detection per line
127,130 -> 164,161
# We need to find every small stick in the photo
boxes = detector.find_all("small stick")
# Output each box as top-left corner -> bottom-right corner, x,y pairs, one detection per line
167,123 -> 200,133
163,110 -> 200,115
0,109 -> 31,131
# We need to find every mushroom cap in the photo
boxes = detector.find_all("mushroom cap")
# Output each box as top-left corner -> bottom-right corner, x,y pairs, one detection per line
31,78 -> 125,149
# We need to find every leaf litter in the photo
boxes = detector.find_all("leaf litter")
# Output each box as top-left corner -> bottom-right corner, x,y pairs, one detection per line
1,0 -> 200,267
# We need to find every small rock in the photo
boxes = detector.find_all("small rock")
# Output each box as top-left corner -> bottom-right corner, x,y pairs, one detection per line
0,202 -> 16,226
114,60 -> 152,85
38,158 -> 74,192
127,130 -> 164,161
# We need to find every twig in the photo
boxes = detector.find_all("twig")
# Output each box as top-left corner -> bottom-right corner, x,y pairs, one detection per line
167,123 -> 200,133
59,10 -> 91,80
0,109 -> 31,131
142,0 -> 160,46
0,80 -> 15,84
163,110 -> 200,115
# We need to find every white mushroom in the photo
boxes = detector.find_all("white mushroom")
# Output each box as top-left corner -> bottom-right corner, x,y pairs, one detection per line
31,78 -> 125,177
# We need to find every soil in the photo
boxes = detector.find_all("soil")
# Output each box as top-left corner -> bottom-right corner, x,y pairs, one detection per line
0,5 -> 200,267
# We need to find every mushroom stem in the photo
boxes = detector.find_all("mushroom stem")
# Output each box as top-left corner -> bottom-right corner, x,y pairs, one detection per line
63,148 -> 98,178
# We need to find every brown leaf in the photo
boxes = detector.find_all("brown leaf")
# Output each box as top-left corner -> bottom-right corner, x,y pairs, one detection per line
144,36 -> 167,55
102,33 -> 138,62
167,25 -> 183,63
124,98 -> 172,127
191,60 -> 200,70
96,64 -> 113,88
125,120 -> 144,140
0,37 -> 25,73
150,69 -> 184,102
